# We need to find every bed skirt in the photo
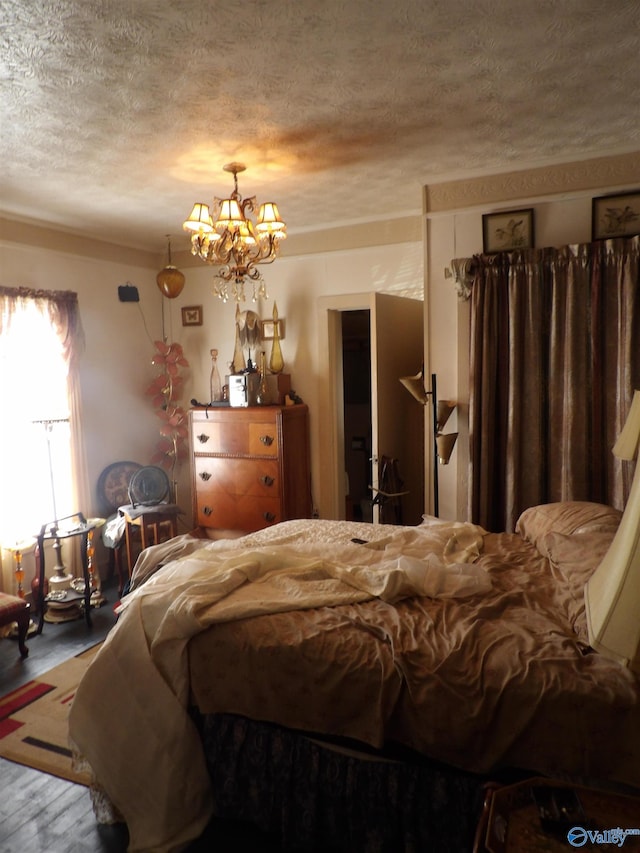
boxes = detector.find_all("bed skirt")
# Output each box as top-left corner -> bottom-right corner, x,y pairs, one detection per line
198,712 -> 485,852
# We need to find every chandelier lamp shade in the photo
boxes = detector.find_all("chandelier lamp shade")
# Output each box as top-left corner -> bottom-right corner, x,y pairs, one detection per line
183,162 -> 287,303
156,235 -> 186,299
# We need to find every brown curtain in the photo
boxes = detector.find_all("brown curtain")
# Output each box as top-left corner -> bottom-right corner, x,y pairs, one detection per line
469,236 -> 639,532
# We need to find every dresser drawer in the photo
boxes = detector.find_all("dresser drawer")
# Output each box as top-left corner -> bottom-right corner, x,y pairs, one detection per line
195,492 -> 281,531
194,457 -> 280,498
192,419 -> 278,457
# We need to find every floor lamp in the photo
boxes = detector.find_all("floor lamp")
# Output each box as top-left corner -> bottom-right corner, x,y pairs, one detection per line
33,417 -> 74,591
399,371 -> 458,518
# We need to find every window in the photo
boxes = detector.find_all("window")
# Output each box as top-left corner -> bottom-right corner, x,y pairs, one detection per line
0,288 -> 84,553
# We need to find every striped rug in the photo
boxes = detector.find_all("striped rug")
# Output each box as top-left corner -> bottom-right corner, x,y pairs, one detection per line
0,643 -> 102,784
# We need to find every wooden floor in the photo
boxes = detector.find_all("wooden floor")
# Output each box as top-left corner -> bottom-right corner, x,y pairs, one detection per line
0,582 -> 279,853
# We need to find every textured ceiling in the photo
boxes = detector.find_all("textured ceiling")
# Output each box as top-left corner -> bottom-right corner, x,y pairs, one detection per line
1,0 -> 640,254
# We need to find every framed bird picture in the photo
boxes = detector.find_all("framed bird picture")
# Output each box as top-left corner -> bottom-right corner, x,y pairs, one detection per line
592,190 -> 640,240
482,208 -> 535,254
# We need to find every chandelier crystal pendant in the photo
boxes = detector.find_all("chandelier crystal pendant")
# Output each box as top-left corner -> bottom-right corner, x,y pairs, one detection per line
183,162 -> 287,303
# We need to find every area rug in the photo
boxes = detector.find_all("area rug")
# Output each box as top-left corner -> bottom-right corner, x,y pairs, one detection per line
0,643 -> 102,784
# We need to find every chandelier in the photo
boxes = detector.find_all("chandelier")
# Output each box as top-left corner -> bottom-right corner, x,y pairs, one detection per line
183,162 -> 287,303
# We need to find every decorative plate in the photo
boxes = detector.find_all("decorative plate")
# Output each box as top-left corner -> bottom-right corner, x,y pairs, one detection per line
97,461 -> 143,511
128,466 -> 170,507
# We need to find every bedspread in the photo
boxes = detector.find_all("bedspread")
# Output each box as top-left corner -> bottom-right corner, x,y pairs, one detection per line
189,525 -> 640,787
69,516 -> 640,852
69,518 -> 488,853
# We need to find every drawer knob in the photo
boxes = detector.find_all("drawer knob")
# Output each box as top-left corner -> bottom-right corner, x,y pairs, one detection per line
203,506 -> 213,516
197,433 -> 210,444
259,434 -> 274,446
263,511 -> 276,522
199,472 -> 212,481
260,475 -> 275,487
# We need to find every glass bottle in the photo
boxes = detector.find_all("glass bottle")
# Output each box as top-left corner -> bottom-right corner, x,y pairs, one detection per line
269,302 -> 285,374
210,349 -> 222,402
256,351 -> 269,405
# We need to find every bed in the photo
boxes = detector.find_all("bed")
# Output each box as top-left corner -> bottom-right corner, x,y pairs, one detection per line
69,502 -> 640,852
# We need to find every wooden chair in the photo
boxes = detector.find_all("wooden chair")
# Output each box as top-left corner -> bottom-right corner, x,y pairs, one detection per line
119,466 -> 182,585
121,505 -> 182,578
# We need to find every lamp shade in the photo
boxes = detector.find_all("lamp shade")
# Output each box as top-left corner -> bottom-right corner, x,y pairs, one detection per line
183,203 -> 214,233
436,401 -> 456,431
257,202 -> 286,234
216,199 -> 244,229
436,432 -> 458,465
399,373 -> 429,405
585,390 -> 640,672
237,220 -> 257,245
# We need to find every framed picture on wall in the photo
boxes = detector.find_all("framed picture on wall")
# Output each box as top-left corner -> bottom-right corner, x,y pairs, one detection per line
181,305 -> 203,326
482,208 -> 535,253
592,190 -> 640,240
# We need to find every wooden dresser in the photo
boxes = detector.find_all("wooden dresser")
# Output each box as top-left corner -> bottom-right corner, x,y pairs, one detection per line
189,404 -> 312,533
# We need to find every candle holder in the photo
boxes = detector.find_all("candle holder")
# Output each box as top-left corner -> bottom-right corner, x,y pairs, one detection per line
8,539 -> 35,599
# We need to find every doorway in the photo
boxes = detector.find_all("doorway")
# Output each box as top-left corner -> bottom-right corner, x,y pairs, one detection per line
316,292 -> 425,525
342,310 -> 372,522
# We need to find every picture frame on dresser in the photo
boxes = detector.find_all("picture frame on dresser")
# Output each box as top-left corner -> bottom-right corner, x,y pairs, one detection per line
261,318 -> 285,340
482,208 -> 535,254
591,190 -> 640,240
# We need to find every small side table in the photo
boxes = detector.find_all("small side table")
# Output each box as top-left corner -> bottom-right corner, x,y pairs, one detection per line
35,513 -> 102,634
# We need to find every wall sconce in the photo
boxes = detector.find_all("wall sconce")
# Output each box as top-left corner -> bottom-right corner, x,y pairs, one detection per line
399,370 -> 458,516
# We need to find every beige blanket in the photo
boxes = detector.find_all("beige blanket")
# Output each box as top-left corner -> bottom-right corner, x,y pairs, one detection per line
69,521 -> 487,853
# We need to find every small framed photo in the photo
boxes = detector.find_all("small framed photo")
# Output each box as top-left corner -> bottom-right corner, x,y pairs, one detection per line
482,208 -> 535,254
181,305 -> 203,326
261,318 -> 285,340
592,190 -> 640,240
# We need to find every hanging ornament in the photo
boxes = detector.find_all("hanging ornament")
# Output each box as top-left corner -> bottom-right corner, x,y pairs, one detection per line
156,235 -> 186,298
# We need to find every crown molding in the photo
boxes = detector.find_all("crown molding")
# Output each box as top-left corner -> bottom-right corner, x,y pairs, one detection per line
425,151 -> 640,214
0,216 -> 158,268
2,212 -> 422,270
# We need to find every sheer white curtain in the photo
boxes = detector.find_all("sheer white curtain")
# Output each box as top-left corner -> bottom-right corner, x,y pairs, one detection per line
0,287 -> 88,591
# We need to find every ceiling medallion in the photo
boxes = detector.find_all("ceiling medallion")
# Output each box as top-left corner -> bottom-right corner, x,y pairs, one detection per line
183,162 -> 287,303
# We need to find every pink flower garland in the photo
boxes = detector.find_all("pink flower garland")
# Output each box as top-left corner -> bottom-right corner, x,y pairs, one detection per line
145,340 -> 190,474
